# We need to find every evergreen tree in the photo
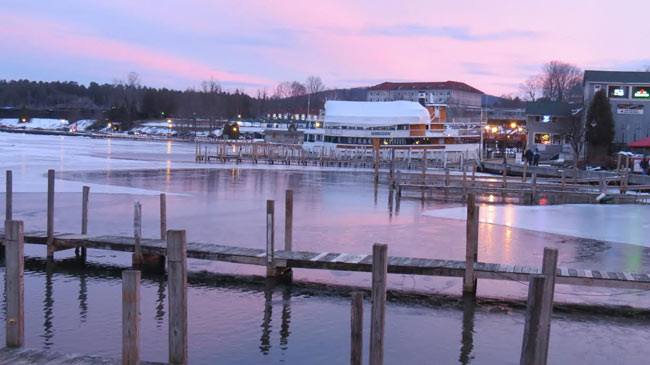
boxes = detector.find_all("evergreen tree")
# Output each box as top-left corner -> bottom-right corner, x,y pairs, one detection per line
585,90 -> 614,146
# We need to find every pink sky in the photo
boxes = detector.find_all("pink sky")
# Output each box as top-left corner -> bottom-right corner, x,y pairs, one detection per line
1,0 -> 648,95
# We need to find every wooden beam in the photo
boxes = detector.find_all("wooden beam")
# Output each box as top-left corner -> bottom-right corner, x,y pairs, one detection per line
463,194 -> 479,294
160,193 -> 167,240
5,170 -> 11,222
520,275 -> 549,365
133,201 -> 143,266
5,220 -> 24,348
167,230 -> 188,364
350,291 -> 363,365
46,169 -> 54,259
284,190 -> 293,251
266,200 -> 275,277
538,248 -> 558,365
369,243 -> 388,365
122,270 -> 141,365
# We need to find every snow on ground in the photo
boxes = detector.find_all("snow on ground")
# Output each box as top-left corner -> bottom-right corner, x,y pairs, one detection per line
0,118 -> 69,129
72,119 -> 95,131
423,204 -> 650,247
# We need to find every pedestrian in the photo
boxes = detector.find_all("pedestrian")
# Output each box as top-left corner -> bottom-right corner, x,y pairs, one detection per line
525,149 -> 533,166
641,156 -> 649,175
533,148 -> 540,166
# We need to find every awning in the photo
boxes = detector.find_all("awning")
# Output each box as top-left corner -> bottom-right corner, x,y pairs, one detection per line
629,136 -> 650,148
324,100 -> 430,127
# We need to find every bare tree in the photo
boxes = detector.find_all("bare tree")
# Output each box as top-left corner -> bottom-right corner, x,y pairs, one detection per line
201,78 -> 223,133
540,61 -> 582,102
289,81 -> 306,97
200,78 -> 222,94
561,110 -> 586,170
305,76 -> 326,94
519,75 -> 541,101
273,81 -> 292,99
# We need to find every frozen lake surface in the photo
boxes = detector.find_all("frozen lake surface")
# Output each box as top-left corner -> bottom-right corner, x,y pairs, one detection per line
423,204 -> 650,247
1,132 -> 650,364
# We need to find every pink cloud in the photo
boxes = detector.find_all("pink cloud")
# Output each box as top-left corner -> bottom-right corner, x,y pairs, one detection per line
0,11 -> 271,88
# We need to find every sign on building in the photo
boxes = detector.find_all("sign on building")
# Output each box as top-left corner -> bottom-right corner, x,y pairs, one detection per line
616,104 -> 644,115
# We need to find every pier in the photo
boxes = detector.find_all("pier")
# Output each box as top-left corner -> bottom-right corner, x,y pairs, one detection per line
3,169 -> 650,364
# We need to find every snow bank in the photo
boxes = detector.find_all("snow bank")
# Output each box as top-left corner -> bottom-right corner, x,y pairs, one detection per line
0,118 -> 69,129
422,204 -> 650,247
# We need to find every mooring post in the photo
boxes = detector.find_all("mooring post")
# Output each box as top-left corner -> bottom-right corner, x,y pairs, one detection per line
5,170 -> 12,222
463,194 -> 479,294
538,247 -> 558,365
266,200 -> 276,277
167,230 -> 188,365
520,275 -> 549,365
502,164 -> 508,189
5,220 -> 24,348
374,145 -> 380,183
122,270 -> 141,365
133,201 -> 143,267
369,243 -> 388,365
160,193 -> 167,240
78,186 -> 90,257
422,149 -> 428,179
444,168 -> 450,187
46,169 -> 55,259
351,291 -> 364,365
284,190 -> 293,251
389,149 -> 395,189
616,153 -> 622,172
472,160 -> 477,185
532,172 -> 537,204
522,163 -> 527,183
560,171 -> 566,191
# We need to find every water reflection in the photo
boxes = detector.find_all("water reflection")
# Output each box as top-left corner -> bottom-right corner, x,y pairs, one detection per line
260,283 -> 293,355
43,265 -> 55,349
459,294 -> 476,364
155,277 -> 166,328
78,270 -> 88,323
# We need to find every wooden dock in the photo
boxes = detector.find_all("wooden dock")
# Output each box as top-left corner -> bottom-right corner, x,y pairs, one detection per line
2,230 -> 649,291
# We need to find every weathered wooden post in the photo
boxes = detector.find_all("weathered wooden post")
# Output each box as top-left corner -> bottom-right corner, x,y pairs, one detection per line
389,149 -> 395,189
122,270 -> 141,365
266,200 -> 276,277
531,172 -> 537,204
522,162 -> 527,183
444,168 -> 450,187
538,248 -> 558,365
616,153 -> 622,172
520,275 -> 550,365
369,243 -> 388,365
351,291 -> 364,365
472,160 -> 477,184
5,220 -> 24,348
77,186 -> 90,257
422,149 -> 428,178
374,142 -> 380,183
133,201 -> 143,267
5,170 -> 11,222
463,194 -> 479,294
160,193 -> 167,240
47,169 -> 55,259
167,230 -> 188,364
560,171 -> 566,191
502,164 -> 508,189
284,190 -> 293,251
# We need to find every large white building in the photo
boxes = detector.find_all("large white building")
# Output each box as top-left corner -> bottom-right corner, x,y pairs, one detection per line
366,81 -> 484,108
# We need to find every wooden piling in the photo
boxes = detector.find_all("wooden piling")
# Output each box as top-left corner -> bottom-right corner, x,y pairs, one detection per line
284,190 -> 293,251
531,172 -> 537,203
167,230 -> 188,365
560,171 -> 566,191
502,164 -> 508,188
374,144 -> 380,183
133,201 -> 143,266
46,169 -> 55,259
5,220 -> 24,348
522,163 -> 527,183
369,243 -> 388,365
160,193 -> 167,240
5,170 -> 11,222
81,186 -> 89,235
122,270 -> 141,365
520,275 -> 550,365
463,194 -> 479,294
350,291 -> 364,365
266,200 -> 275,277
538,248 -> 558,364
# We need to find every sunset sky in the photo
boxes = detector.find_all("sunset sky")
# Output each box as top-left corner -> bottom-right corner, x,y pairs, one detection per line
2,0 -> 649,96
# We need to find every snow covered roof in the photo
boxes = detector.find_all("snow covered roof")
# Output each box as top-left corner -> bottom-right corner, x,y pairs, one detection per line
323,100 -> 430,127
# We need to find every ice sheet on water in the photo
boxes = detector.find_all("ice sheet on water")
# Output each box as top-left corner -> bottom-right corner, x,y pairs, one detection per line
423,204 -> 650,247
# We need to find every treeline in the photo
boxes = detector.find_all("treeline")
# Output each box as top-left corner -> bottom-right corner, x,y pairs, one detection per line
0,73 -> 366,129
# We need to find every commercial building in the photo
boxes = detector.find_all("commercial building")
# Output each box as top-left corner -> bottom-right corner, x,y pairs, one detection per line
583,70 -> 650,146
525,101 -> 581,161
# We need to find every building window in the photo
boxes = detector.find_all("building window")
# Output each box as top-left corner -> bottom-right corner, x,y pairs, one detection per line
608,85 -> 629,98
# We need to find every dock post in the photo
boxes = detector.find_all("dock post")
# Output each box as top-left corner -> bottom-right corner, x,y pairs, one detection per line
266,200 -> 277,277
351,291 -> 364,365
422,149 -> 428,178
520,275 -> 550,365
369,243 -> 388,365
522,163 -> 527,183
463,194 -> 479,294
5,220 -> 24,348
538,248 -> 558,364
132,201 -> 143,267
471,160 -> 476,185
167,230 -> 188,365
78,186 -> 89,257
122,270 -> 141,365
5,170 -> 11,222
560,171 -> 566,191
531,172 -> 537,204
616,153 -> 622,172
502,164 -> 508,189
444,168 -> 450,187
389,149 -> 395,189
284,190 -> 293,251
374,144 -> 380,183
46,169 -> 55,259
160,193 -> 167,240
